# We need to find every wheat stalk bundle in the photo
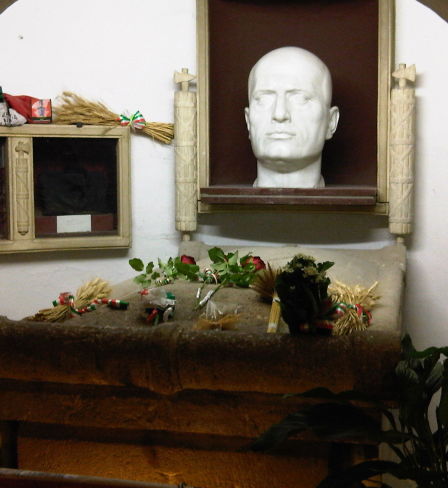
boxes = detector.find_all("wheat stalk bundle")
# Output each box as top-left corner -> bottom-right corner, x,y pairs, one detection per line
28,278 -> 112,322
329,281 -> 379,336
54,91 -> 174,144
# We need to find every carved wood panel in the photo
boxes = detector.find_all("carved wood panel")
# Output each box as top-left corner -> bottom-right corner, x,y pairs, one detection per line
11,137 -> 33,240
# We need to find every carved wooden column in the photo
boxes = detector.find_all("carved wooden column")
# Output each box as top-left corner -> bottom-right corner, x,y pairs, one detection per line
174,68 -> 197,241
389,64 -> 416,236
11,138 -> 33,240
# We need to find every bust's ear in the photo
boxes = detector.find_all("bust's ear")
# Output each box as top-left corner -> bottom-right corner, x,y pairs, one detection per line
244,107 -> 251,135
326,106 -> 340,140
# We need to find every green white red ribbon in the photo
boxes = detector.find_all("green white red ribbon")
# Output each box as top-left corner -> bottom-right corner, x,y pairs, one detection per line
294,301 -> 372,335
53,292 -> 128,318
332,302 -> 372,326
118,110 -> 146,130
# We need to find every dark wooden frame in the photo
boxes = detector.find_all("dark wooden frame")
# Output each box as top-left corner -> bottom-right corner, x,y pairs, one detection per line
196,0 -> 395,213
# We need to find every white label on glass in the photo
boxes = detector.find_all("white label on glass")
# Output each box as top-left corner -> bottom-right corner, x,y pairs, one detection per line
57,215 -> 92,233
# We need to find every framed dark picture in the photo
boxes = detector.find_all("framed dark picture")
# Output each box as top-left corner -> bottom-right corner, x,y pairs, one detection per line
0,125 -> 130,253
196,0 -> 395,212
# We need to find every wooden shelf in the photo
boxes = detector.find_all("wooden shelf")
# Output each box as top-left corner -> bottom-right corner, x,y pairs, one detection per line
200,186 -> 377,206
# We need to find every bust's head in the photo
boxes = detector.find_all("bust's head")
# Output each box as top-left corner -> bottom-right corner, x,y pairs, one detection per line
245,46 -> 339,188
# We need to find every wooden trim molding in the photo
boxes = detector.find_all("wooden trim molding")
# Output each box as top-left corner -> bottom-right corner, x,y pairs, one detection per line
0,125 -> 131,253
0,0 -> 16,15
418,0 -> 448,22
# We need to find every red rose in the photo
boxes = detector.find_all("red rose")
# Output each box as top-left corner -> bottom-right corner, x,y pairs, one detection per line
180,254 -> 196,265
242,255 -> 266,271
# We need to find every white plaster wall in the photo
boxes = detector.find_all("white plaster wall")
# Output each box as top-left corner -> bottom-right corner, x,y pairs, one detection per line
0,0 -> 196,318
395,0 -> 448,348
0,0 -> 446,350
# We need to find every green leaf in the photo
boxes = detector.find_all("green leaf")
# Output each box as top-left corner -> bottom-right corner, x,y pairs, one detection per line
175,259 -> 200,280
242,261 -> 255,272
294,387 -> 366,402
436,359 -> 448,428
293,388 -> 403,434
133,274 -> 148,285
251,401 -> 385,448
248,412 -> 309,452
317,260 -> 334,273
395,360 -> 419,385
306,403 -> 383,442
212,262 -> 228,273
425,360 -> 443,396
401,334 -> 416,357
319,457 -> 444,487
231,273 -> 252,288
317,460 -> 402,488
145,261 -> 154,274
208,247 -> 226,263
129,258 -> 144,272
227,252 -> 238,266
402,334 -> 448,360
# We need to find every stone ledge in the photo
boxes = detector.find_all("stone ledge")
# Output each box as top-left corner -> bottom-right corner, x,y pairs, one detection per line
0,313 -> 400,397
0,244 -> 404,397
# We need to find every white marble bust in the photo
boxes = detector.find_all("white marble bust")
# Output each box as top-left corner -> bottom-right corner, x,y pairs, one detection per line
245,46 -> 340,188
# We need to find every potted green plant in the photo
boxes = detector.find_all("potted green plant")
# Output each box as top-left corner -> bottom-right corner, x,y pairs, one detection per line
250,335 -> 448,487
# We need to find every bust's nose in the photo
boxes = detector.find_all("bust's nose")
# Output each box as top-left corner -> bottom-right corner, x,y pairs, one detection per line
272,94 -> 290,122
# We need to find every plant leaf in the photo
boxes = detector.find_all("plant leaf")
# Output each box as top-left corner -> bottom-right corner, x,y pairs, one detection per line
251,402 -> 385,448
292,387 -> 402,434
248,412 -> 309,451
317,260 -> 334,273
425,360 -> 443,396
145,261 -> 154,274
402,334 -> 448,360
437,358 -> 448,427
227,251 -> 238,266
395,360 -> 419,385
317,460 -> 400,488
208,247 -> 226,263
129,258 -> 144,272
174,258 -> 199,280
133,274 -> 147,284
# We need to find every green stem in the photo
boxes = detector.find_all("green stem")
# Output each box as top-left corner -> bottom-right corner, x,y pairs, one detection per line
193,283 -> 224,311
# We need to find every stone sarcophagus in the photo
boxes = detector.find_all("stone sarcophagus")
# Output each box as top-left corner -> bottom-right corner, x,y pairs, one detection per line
0,243 -> 405,488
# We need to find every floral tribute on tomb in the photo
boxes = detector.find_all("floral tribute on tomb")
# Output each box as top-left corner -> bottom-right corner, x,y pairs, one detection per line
129,248 -> 379,335
25,249 -> 378,333
129,248 -> 266,322
272,254 -> 378,336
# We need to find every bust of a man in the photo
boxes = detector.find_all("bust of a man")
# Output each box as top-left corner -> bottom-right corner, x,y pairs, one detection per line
245,46 -> 340,188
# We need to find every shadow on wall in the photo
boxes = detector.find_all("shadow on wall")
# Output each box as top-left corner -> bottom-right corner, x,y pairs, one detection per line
0,247 -> 130,267
197,212 -> 393,247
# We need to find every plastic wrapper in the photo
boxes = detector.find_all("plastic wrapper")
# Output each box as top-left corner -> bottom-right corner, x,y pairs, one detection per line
142,288 -> 176,326
194,300 -> 241,331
